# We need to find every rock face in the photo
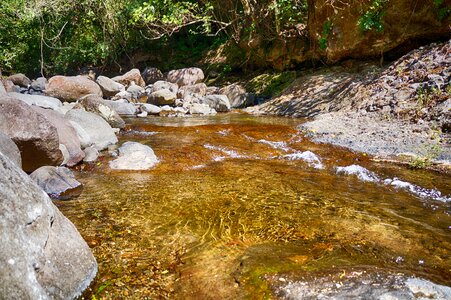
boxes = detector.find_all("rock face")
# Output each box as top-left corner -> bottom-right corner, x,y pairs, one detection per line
0,96 -> 63,172
8,73 -> 31,87
148,89 -> 177,106
307,0 -> 450,63
167,68 -> 204,87
30,166 -> 83,199
65,109 -> 118,151
112,68 -> 145,87
46,75 -> 103,102
219,84 -> 254,108
9,92 -> 63,110
109,141 -> 159,170
201,95 -> 231,112
0,132 -> 22,168
0,151 -> 97,299
142,67 -> 164,85
96,76 -> 125,98
31,107 -> 85,167
78,94 -> 125,129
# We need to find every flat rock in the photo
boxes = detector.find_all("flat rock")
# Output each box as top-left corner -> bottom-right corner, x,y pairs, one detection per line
0,151 -> 97,299
46,75 -> 103,102
65,109 -> 118,151
0,96 -> 63,172
109,141 -> 158,170
8,92 -> 63,110
30,166 -> 83,199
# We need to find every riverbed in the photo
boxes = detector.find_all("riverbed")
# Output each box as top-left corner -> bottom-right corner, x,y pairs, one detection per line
55,114 -> 451,299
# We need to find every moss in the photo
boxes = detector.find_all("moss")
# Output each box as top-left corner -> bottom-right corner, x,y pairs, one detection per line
245,71 -> 297,99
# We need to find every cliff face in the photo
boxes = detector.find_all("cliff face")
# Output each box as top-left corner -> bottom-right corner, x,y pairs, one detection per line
237,0 -> 450,69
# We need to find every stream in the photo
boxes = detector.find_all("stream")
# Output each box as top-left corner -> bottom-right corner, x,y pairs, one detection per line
55,114 -> 451,299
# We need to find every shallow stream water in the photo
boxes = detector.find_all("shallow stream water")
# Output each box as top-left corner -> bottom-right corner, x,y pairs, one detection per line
55,114 -> 451,299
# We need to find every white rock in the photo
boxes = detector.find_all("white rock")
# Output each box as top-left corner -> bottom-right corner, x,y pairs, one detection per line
109,142 -> 158,170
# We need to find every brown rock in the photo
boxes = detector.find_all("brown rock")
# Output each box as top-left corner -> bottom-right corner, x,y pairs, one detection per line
45,75 -> 103,102
7,73 -> 31,88
148,90 -> 177,106
112,68 -> 145,88
0,96 -> 63,172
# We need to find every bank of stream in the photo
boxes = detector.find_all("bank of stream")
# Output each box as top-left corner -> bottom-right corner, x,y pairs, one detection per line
55,114 -> 450,299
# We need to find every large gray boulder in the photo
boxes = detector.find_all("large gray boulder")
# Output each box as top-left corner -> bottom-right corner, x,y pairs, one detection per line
148,89 -> 177,106
7,73 -> 31,88
0,132 -> 21,168
109,141 -> 159,170
45,75 -> 103,102
142,67 -> 164,85
219,84 -> 254,108
177,83 -> 207,99
0,152 -> 97,299
0,96 -> 63,172
103,100 -> 137,115
30,77 -> 48,92
167,67 -> 204,87
9,92 -> 63,110
151,80 -> 178,94
78,94 -> 125,129
31,107 -> 85,167
111,68 -> 145,88
65,109 -> 118,151
30,166 -> 83,200
96,76 -> 125,98
201,95 -> 231,112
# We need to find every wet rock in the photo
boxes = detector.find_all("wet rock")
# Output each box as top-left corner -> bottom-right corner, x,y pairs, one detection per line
140,103 -> 162,115
7,73 -> 31,88
31,107 -> 85,167
30,77 -> 47,92
8,92 -> 63,110
96,75 -> 125,98
201,95 -> 231,112
148,89 -> 177,106
30,166 -> 83,199
109,141 -> 158,170
219,84 -> 254,108
0,151 -> 97,299
112,68 -> 145,88
177,83 -> 207,99
167,67 -> 204,87
103,100 -> 137,115
151,80 -> 179,94
83,146 -> 99,162
142,67 -> 164,85
45,75 -> 103,102
65,109 -> 118,151
0,132 -> 21,168
0,96 -> 63,172
78,94 -> 125,129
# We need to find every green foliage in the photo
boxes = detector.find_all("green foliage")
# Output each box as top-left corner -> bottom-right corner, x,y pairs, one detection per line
433,0 -> 451,21
268,0 -> 308,33
357,0 -> 387,32
319,21 -> 332,50
246,71 -> 297,98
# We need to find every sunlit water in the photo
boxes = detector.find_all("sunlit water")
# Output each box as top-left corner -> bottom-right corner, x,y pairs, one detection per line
55,114 -> 451,299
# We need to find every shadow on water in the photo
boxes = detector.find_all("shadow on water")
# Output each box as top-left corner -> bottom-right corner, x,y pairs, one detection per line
55,114 -> 451,299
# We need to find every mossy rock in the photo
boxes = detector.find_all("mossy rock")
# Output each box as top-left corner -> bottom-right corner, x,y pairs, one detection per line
245,71 -> 297,98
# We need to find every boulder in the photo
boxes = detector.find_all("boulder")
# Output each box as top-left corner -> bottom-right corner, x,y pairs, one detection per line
140,103 -> 162,115
0,152 -> 97,299
46,75 -> 103,102
31,107 -> 85,167
111,68 -> 145,88
127,83 -> 147,103
30,77 -> 48,92
7,73 -> 31,87
219,84 -> 254,108
68,121 -> 92,149
0,80 -> 6,94
201,95 -> 231,112
0,132 -> 21,168
142,67 -> 164,85
30,166 -> 83,199
9,92 -> 63,110
83,146 -> 99,162
78,94 -> 125,129
109,141 -> 158,170
96,75 -> 125,98
177,83 -> 208,99
151,80 -> 179,94
103,100 -> 137,115
0,96 -> 63,172
167,67 -> 204,87
148,89 -> 177,106
65,109 -> 118,151
4,80 -> 19,93
188,103 -> 217,115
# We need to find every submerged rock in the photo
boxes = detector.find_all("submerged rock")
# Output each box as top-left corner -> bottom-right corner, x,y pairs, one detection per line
30,166 -> 83,199
109,141 -> 158,170
0,151 -> 97,299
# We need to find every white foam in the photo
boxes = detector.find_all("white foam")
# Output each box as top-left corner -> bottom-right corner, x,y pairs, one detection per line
204,144 -> 245,159
384,178 -> 450,203
257,139 -> 292,152
336,165 -> 380,182
283,151 -> 324,169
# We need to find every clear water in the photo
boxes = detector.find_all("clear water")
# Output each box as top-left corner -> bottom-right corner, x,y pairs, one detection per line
55,114 -> 451,299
